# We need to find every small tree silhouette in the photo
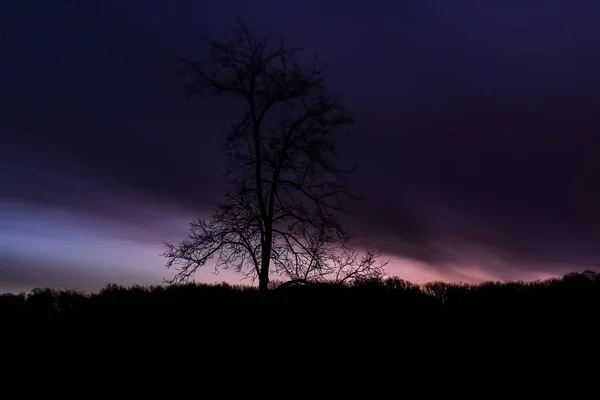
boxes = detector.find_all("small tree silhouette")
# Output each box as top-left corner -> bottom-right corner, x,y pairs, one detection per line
163,18 -> 385,291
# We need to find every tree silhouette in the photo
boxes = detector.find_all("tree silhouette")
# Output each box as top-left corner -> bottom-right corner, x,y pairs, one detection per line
163,18 -> 384,291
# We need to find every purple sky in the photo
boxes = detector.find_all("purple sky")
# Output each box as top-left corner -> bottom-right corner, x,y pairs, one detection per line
1,0 -> 599,292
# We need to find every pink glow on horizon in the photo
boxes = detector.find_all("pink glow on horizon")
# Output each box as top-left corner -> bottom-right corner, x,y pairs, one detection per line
0,197 -> 583,293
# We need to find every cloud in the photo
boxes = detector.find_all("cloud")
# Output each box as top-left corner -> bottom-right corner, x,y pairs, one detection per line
1,0 -> 600,285
0,169 -> 198,248
345,131 -> 600,277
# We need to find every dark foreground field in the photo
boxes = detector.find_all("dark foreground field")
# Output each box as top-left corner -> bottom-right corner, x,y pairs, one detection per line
1,271 -> 598,395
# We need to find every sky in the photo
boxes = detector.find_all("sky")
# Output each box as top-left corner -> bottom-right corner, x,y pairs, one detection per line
1,0 -> 599,292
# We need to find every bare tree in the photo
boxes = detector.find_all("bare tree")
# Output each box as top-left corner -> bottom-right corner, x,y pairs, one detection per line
163,18 -> 385,291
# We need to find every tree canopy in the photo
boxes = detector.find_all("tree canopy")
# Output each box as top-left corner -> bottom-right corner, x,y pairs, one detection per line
163,18 -> 385,290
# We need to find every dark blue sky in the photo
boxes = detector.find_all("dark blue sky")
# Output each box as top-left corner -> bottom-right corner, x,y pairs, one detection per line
1,0 -> 599,291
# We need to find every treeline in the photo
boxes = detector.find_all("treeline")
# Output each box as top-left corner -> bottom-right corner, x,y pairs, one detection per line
1,270 -> 598,393
1,270 -> 598,326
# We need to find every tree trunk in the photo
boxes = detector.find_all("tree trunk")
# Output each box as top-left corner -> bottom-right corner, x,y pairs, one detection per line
259,232 -> 272,292
258,257 -> 270,292
258,275 -> 269,292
